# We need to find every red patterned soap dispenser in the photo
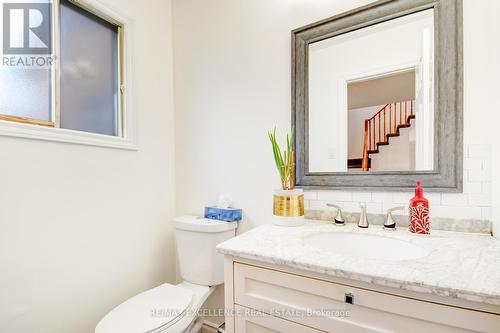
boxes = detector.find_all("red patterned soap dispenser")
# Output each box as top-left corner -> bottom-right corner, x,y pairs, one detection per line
409,180 -> 430,234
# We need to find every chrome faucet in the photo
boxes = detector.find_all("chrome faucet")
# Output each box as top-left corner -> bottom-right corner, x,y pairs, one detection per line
384,206 -> 406,230
358,203 -> 369,228
326,203 -> 345,226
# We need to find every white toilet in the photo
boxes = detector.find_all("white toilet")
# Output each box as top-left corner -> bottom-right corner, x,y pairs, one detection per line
95,216 -> 238,333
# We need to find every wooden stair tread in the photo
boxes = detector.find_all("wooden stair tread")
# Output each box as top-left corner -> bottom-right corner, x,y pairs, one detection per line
348,158 -> 371,169
362,100 -> 415,170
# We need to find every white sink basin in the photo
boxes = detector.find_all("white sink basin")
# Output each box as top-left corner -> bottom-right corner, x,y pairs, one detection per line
303,232 -> 429,261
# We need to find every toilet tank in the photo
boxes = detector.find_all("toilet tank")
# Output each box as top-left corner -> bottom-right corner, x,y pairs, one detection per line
174,216 -> 237,286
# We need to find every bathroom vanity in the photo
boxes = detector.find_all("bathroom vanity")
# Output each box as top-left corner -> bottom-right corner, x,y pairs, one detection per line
216,221 -> 500,333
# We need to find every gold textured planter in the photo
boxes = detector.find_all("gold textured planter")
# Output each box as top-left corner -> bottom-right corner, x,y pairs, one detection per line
273,189 -> 305,226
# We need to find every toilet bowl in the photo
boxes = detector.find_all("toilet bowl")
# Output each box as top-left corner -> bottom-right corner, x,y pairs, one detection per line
95,216 -> 238,333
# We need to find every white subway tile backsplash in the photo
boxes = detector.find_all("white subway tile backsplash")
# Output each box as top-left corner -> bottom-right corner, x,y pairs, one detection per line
371,192 -> 394,203
463,181 -> 482,194
339,201 -> 363,212
392,192 -> 413,204
382,202 -> 409,215
308,200 -> 331,210
424,193 -> 442,205
482,155 -> 492,170
303,191 -> 317,200
351,191 -> 372,202
442,193 -> 468,206
482,182 -> 491,194
431,205 -> 482,220
304,200 -> 311,209
468,144 -> 491,158
469,194 -> 492,206
481,207 -> 492,220
464,157 -> 483,170
317,191 -> 352,202
309,200 -> 359,213
366,202 -> 383,214
304,144 -> 492,221
468,168 -> 491,182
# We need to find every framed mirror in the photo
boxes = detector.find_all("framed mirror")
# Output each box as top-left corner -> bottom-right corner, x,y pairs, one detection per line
292,0 -> 462,192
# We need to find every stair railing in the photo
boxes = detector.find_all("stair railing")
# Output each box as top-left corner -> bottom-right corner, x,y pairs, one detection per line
361,100 -> 414,171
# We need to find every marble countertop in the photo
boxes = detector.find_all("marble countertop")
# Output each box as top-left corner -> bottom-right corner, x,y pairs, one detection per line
216,220 -> 500,306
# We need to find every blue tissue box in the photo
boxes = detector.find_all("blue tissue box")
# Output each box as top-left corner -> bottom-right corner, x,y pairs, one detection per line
204,206 -> 242,222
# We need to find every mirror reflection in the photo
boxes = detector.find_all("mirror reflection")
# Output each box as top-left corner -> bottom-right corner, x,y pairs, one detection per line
308,9 -> 434,173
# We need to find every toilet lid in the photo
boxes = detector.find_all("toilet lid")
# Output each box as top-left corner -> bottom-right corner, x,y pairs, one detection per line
95,283 -> 193,333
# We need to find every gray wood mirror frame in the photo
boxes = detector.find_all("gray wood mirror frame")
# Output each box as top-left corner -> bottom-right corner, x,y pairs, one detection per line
292,0 -> 463,192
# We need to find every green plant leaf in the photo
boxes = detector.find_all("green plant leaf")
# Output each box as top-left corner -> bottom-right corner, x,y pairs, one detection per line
269,127 -> 296,189
268,128 -> 284,181
287,133 -> 291,172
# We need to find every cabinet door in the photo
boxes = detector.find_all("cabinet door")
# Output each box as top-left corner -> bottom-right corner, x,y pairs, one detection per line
234,305 -> 325,333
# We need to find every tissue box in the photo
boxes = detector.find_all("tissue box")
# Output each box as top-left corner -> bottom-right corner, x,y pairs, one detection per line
204,206 -> 242,222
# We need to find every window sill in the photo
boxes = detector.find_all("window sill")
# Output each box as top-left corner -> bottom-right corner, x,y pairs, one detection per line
0,120 -> 138,150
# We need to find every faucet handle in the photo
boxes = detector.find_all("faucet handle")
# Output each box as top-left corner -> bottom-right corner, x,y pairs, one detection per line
384,206 -> 406,230
326,203 -> 345,226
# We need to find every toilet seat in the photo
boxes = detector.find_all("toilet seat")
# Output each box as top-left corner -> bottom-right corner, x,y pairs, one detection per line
95,283 -> 193,333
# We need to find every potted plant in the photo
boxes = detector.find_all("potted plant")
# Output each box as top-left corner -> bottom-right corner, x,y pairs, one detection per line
268,128 -> 304,226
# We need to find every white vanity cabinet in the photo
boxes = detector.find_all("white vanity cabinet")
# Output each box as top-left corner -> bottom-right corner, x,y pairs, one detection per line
223,257 -> 500,333
234,305 -> 324,333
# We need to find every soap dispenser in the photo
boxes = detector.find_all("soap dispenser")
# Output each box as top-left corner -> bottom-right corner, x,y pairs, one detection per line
409,180 -> 430,234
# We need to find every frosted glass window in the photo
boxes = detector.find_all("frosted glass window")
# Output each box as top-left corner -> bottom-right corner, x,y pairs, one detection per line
0,68 -> 51,120
60,0 -> 119,136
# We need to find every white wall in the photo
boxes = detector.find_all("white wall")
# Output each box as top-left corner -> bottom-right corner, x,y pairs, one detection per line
370,124 -> 415,171
173,0 -> 496,233
0,1 -> 177,332
173,0 -> 376,233
464,0 -> 500,238
348,106 -> 381,159
348,71 -> 415,109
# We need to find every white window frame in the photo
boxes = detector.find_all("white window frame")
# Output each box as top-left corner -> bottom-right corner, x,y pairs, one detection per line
0,0 -> 137,150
